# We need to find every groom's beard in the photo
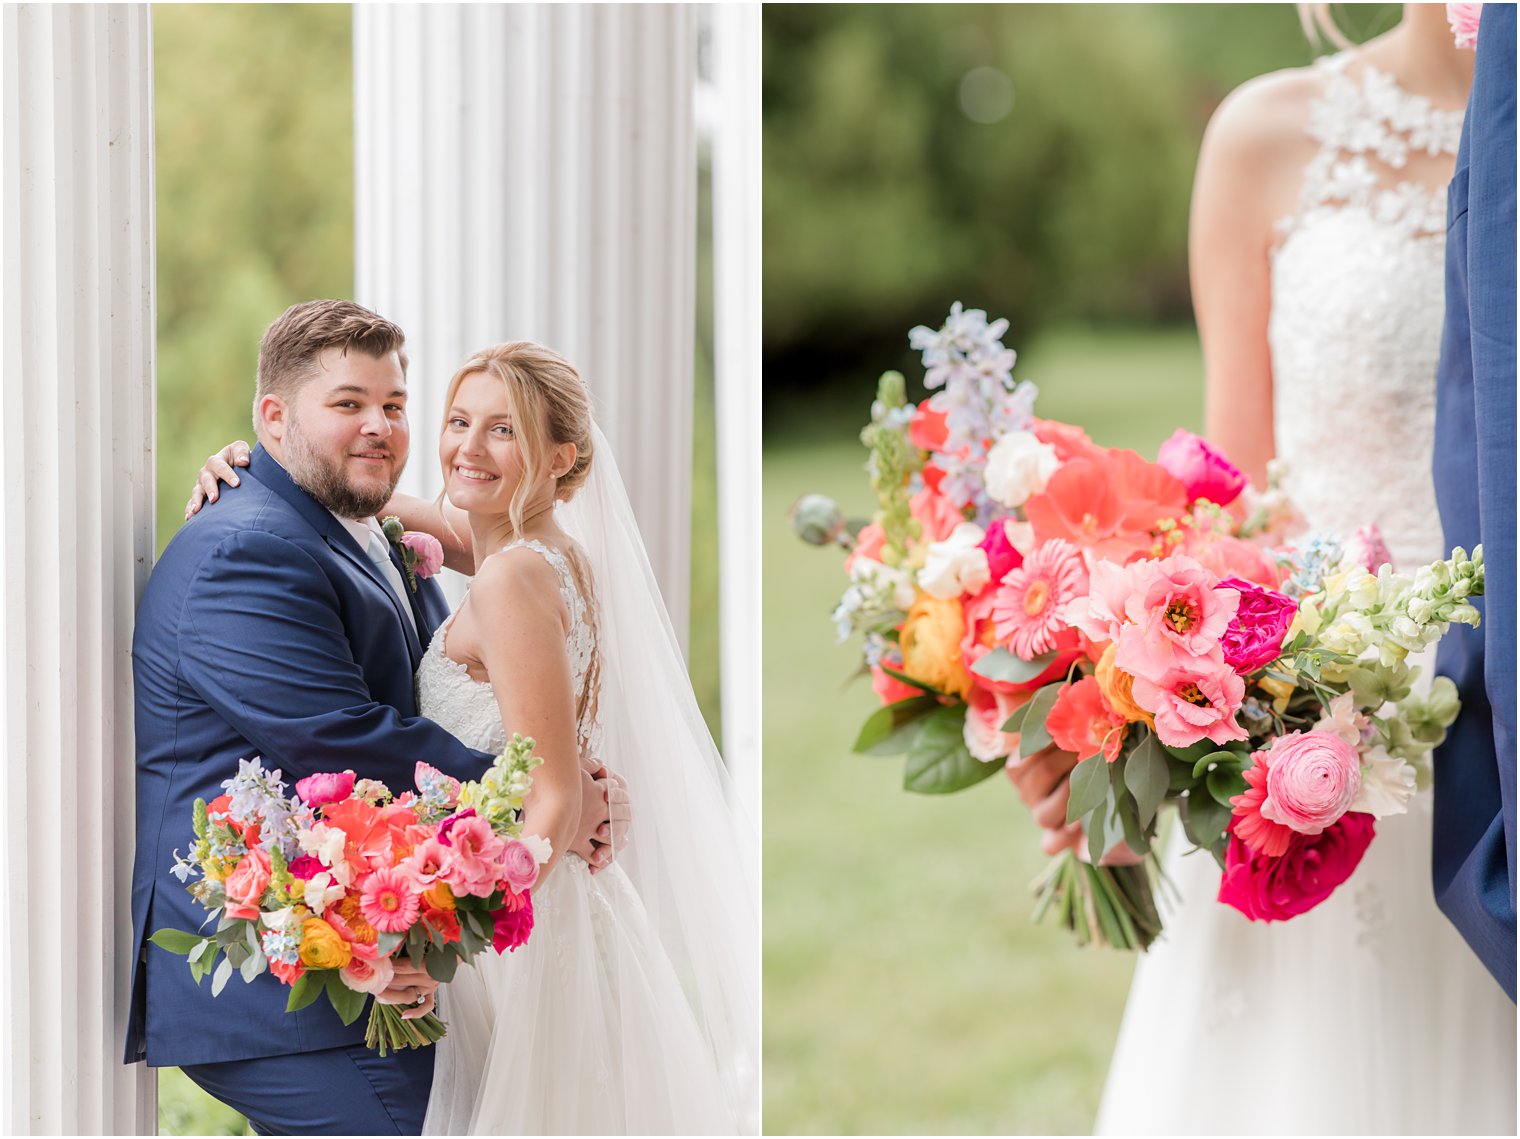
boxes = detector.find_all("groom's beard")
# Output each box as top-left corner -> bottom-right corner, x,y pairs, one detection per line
283,415 -> 404,520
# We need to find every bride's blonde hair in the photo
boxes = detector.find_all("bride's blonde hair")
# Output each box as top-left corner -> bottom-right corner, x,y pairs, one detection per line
442,340 -> 595,539
1296,4 -> 1355,51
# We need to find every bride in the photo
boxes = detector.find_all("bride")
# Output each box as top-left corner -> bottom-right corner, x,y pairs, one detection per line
1092,5 -> 1515,1133
193,341 -> 759,1134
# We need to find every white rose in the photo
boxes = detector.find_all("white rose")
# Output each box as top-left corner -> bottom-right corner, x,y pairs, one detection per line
983,431 -> 1059,509
917,522 -> 990,600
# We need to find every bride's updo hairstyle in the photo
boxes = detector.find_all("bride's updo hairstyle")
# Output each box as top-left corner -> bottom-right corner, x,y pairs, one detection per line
444,341 -> 595,537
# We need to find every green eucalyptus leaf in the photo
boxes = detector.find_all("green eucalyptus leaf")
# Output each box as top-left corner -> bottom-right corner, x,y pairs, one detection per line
285,969 -> 324,1012
1123,733 -> 1170,829
1180,791 -> 1231,852
149,929 -> 206,957
324,970 -> 368,1026
210,956 -> 234,998
1066,753 -> 1109,823
1017,682 -> 1067,758
1206,767 -> 1248,807
971,647 -> 1058,685
425,950 -> 459,984
902,705 -> 1002,794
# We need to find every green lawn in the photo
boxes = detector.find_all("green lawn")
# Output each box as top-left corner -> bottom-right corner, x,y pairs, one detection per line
762,324 -> 1203,1135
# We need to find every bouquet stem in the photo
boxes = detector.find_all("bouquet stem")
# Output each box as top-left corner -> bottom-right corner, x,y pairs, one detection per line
1031,849 -> 1162,951
365,1002 -> 448,1057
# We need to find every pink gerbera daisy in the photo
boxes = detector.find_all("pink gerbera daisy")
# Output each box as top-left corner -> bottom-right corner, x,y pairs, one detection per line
358,866 -> 422,933
992,538 -> 1089,660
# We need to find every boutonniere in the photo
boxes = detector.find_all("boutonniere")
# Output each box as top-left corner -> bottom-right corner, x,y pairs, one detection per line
1448,3 -> 1481,49
380,516 -> 445,593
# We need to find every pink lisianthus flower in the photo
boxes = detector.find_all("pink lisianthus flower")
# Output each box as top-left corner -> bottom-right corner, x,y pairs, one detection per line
1156,429 -> 1247,508
222,848 -> 272,921
440,815 -> 507,898
1217,577 -> 1299,674
499,839 -> 541,893
338,951 -> 395,995
1447,2 -> 1482,48
1112,556 -> 1239,681
992,538 -> 1089,660
1131,659 -> 1248,748
401,836 -> 451,887
295,770 -> 356,809
491,890 -> 535,953
1218,811 -> 1376,921
358,866 -> 422,933
400,531 -> 444,579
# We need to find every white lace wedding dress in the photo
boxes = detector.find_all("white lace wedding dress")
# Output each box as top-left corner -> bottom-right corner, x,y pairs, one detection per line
417,539 -> 740,1135
1096,56 -> 1517,1135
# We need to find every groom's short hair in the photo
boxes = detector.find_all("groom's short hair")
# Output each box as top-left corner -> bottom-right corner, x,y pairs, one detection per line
254,300 -> 409,409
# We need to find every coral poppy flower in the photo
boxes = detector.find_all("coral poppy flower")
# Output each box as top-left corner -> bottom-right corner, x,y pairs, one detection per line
992,539 -> 1089,661
1031,417 -> 1106,464
1046,677 -> 1127,762
1026,450 -> 1188,562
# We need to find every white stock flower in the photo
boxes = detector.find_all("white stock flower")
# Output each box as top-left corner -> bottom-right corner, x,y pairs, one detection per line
302,871 -> 346,916
261,905 -> 300,932
983,431 -> 1059,509
1315,692 -> 1367,748
918,522 -> 990,600
1352,744 -> 1418,818
852,557 -> 917,612
521,834 -> 553,864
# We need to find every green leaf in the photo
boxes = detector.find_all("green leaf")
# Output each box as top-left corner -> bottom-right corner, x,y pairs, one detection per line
971,647 -> 1057,685
1180,791 -> 1231,852
375,931 -> 405,957
1017,682 -> 1067,759
999,701 -> 1032,735
238,945 -> 267,983
1114,787 -> 1150,856
324,970 -> 368,1026
901,705 -> 1002,794
285,969 -> 324,1012
1207,767 -> 1249,807
210,956 -> 234,997
877,662 -> 941,697
189,945 -> 220,985
1123,733 -> 1170,829
149,929 -> 207,957
852,694 -> 940,756
425,950 -> 460,984
1191,749 -> 1247,779
1160,738 -> 1221,766
1066,754 -> 1109,824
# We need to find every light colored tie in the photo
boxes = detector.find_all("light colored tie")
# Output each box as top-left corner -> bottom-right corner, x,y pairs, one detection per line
365,528 -> 419,636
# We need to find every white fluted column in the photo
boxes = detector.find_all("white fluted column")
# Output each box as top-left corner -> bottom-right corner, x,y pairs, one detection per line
1,4 -> 156,1134
710,4 -> 762,823
354,3 -> 698,646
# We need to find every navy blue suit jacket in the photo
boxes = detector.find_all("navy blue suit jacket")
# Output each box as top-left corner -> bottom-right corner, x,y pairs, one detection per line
1431,2 -> 1516,1001
125,444 -> 494,1066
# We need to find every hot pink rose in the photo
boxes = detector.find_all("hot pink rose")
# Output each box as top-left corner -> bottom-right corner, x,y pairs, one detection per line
222,848 -> 272,921
1447,2 -> 1482,48
978,519 -> 1023,584
338,951 -> 395,995
440,814 -> 506,898
1156,429 -> 1247,508
1112,556 -> 1239,681
400,531 -> 445,579
287,855 -> 324,881
1217,577 -> 1298,674
1131,658 -> 1248,748
499,839 -> 541,893
491,890 -> 535,953
295,770 -> 356,808
1217,812 -> 1376,921
1259,730 -> 1362,836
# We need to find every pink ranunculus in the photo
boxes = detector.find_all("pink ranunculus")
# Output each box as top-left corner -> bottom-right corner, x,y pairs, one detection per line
1447,2 -> 1482,48
1343,524 -> 1393,574
1113,556 -> 1239,681
491,890 -> 535,953
978,519 -> 1023,584
401,531 -> 445,579
1130,658 -> 1248,748
1217,577 -> 1299,674
963,686 -> 1027,762
499,839 -> 541,893
338,950 -> 395,995
1217,812 -> 1376,921
295,770 -> 356,809
1156,429 -> 1247,508
358,866 -> 422,933
222,848 -> 273,921
287,855 -> 325,881
1259,730 -> 1362,836
440,815 -> 507,898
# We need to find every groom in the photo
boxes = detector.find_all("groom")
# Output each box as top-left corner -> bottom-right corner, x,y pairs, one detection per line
1431,2 -> 1516,1002
125,300 -> 624,1133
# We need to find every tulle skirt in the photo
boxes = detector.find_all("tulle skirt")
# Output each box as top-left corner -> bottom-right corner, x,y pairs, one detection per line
422,857 -> 741,1135
1095,787 -> 1517,1135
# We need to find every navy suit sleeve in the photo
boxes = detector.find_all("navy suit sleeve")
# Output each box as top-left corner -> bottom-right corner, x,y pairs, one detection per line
178,529 -> 491,785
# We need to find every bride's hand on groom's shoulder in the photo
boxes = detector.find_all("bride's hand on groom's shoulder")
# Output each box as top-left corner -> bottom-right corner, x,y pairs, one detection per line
185,440 -> 252,518
573,758 -> 631,873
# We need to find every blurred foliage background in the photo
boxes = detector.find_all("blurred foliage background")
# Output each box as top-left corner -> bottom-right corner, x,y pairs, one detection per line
762,3 -> 1395,1134
151,4 -> 720,1132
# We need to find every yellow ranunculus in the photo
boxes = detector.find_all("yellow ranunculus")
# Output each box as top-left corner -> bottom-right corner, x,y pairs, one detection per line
899,593 -> 974,701
421,881 -> 456,912
1095,643 -> 1154,727
298,917 -> 353,970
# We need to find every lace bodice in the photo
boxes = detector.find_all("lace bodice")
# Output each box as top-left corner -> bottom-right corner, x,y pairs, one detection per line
1269,54 -> 1462,570
417,538 -> 602,760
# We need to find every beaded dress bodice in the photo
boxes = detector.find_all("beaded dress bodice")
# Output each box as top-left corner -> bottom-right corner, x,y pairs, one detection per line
1268,53 -> 1463,570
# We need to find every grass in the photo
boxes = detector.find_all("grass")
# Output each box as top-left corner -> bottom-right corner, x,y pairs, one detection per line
761,324 -> 1203,1135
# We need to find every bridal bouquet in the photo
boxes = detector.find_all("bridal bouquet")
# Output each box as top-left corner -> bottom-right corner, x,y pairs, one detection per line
794,304 -> 1483,950
151,736 -> 548,1053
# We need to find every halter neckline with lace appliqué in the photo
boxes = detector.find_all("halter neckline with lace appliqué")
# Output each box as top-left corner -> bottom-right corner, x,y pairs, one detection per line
1275,52 -> 1465,247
